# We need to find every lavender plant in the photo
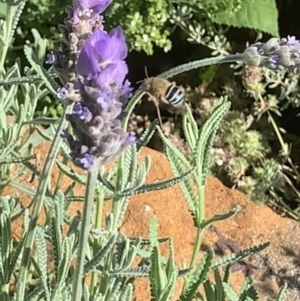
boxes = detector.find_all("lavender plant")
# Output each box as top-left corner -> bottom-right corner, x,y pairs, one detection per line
0,0 -> 297,300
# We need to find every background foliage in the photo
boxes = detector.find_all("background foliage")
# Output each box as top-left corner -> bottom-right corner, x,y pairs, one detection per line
13,0 -> 279,56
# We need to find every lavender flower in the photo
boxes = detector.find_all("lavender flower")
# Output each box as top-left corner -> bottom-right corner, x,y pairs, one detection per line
46,0 -> 135,170
64,26 -> 135,170
242,36 -> 300,72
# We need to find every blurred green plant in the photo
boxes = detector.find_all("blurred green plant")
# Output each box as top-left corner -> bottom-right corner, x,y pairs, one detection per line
11,0 -> 279,57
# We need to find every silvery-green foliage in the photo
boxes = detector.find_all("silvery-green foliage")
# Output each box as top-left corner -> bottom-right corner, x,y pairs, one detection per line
177,29 -> 300,218
222,278 -> 287,301
0,0 -> 59,194
158,99 -> 231,227
0,196 -> 25,286
177,243 -> 270,300
149,217 -> 177,301
9,190 -> 140,301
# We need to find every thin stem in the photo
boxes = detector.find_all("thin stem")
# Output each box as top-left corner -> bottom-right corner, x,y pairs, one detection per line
268,190 -> 299,220
15,107 -> 70,301
189,184 -> 205,268
159,54 -> 244,79
71,159 -> 100,301
90,186 -> 104,294
111,162 -> 124,231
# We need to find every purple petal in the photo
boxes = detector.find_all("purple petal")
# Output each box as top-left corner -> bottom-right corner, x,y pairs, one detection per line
77,40 -> 100,79
90,27 -> 127,62
74,152 -> 95,169
127,133 -> 136,144
95,61 -> 128,88
108,26 -> 128,60
57,87 -> 69,99
96,91 -> 114,108
79,0 -> 112,13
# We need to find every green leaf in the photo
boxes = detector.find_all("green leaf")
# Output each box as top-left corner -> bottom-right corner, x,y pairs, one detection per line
84,235 -> 117,275
199,206 -> 241,230
212,242 -> 269,270
0,292 -> 10,301
119,283 -> 133,301
275,283 -> 288,301
56,161 -> 86,185
136,119 -> 159,151
222,282 -> 239,301
194,99 -> 231,185
35,227 -> 50,301
212,0 -> 279,37
0,3 -> 7,19
180,250 -> 214,301
116,166 -> 195,198
7,0 -> 28,46
24,44 -> 59,96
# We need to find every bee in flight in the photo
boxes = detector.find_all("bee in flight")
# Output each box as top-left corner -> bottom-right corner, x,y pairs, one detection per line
141,77 -> 185,127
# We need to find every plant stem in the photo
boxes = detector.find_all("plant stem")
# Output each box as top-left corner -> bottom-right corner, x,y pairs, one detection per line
112,162 -> 124,231
15,108 -> 69,301
159,54 -> 244,79
189,183 -> 205,268
71,159 -> 100,301
90,186 -> 104,294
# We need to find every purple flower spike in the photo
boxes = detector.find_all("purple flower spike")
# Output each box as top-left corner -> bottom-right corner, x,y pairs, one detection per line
242,36 -> 300,72
56,0 -> 135,170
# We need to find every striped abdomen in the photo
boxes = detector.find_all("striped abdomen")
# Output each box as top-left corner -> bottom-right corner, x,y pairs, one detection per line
165,85 -> 184,107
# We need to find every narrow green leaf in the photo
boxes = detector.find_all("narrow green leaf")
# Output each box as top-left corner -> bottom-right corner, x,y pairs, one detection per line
136,119 -> 159,151
275,283 -> 288,301
117,167 -> 195,197
109,266 -> 150,278
24,45 -> 59,96
84,234 -> 117,275
199,206 -> 241,230
56,161 -> 86,185
119,283 -> 133,301
0,292 -> 10,301
222,282 -> 239,301
8,0 -> 27,45
180,250 -> 214,301
35,227 -> 50,301
212,242 -> 269,270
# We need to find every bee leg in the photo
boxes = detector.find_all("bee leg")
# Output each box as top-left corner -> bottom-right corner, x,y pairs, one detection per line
153,102 -> 164,129
144,92 -> 164,128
